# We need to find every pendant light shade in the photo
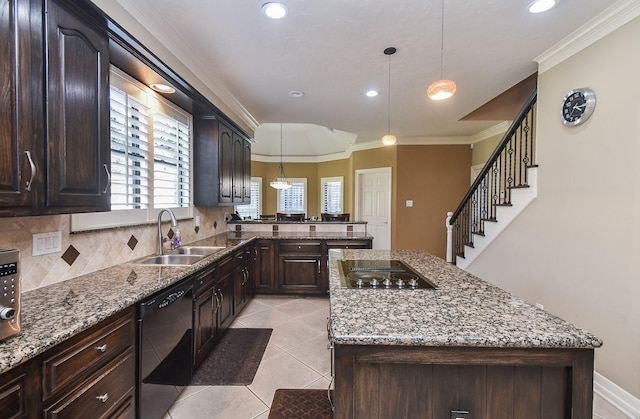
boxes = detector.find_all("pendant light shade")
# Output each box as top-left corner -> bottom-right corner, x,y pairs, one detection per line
427,79 -> 457,100
270,124 -> 292,190
381,47 -> 397,146
428,0 -> 456,101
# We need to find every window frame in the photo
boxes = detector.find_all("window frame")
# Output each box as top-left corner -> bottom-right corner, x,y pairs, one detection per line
71,67 -> 193,232
321,176 -> 344,214
276,178 -> 308,214
235,177 -> 262,219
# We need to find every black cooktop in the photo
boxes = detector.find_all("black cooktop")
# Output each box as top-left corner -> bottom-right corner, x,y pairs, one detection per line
338,260 -> 436,289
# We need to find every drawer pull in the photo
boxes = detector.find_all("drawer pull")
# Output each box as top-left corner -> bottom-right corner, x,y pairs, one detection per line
95,344 -> 108,353
96,393 -> 109,403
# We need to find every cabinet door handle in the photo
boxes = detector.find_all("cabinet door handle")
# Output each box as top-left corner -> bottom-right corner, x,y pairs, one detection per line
317,260 -> 321,274
24,151 -> 36,192
103,164 -> 111,194
214,289 -> 221,312
95,344 -> 108,353
96,393 -> 109,403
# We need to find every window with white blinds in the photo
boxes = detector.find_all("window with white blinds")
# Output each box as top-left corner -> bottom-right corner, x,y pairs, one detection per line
71,67 -> 193,232
152,113 -> 190,209
236,177 -> 262,219
277,178 -> 307,213
109,86 -> 150,210
321,176 -> 343,213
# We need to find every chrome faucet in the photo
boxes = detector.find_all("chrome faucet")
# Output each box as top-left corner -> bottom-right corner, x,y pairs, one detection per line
157,209 -> 178,255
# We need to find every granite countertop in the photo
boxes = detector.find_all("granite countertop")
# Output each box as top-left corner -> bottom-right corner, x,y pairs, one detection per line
328,249 -> 603,349
0,231 -> 372,374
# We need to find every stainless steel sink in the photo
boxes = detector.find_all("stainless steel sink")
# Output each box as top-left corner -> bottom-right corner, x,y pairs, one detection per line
132,246 -> 226,265
136,254 -> 205,265
173,246 -> 226,256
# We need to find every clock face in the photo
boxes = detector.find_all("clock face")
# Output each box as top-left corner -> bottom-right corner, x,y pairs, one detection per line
561,88 -> 596,126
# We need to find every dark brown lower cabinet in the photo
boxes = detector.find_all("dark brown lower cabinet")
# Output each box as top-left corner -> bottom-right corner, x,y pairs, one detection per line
278,241 -> 323,294
217,256 -> 235,330
193,266 -> 219,368
333,345 -> 594,419
253,240 -> 277,294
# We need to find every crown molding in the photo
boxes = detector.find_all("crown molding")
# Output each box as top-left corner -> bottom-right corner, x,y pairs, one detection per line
536,0 -> 640,73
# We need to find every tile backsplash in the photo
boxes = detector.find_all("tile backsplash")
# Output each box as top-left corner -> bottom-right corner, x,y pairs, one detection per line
0,206 -> 227,292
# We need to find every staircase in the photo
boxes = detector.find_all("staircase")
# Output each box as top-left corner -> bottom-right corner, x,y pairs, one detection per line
446,88 -> 537,269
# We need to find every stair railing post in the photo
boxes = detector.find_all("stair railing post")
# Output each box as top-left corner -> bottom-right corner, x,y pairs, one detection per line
446,211 -> 454,263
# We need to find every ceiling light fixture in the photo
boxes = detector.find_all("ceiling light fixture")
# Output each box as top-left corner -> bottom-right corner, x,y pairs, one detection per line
366,90 -> 379,97
381,47 -> 397,146
427,0 -> 456,100
262,2 -> 288,19
149,83 -> 175,94
528,0 -> 556,13
289,90 -> 304,98
270,124 -> 292,190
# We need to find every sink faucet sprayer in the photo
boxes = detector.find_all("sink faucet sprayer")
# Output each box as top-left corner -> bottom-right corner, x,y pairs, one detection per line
157,209 -> 178,255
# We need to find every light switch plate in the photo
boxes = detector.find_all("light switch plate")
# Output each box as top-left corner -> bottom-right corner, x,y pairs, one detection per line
32,231 -> 62,256
195,215 -> 201,227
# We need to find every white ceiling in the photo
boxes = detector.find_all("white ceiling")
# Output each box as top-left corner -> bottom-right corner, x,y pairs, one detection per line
111,0 -> 614,158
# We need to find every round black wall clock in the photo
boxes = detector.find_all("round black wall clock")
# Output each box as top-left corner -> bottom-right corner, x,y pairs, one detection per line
561,88 -> 596,126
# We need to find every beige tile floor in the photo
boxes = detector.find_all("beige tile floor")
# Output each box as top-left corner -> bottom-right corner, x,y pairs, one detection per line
164,295 -> 625,419
165,296 -> 332,419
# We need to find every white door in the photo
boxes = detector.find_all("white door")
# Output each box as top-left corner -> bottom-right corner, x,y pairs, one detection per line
355,167 -> 391,249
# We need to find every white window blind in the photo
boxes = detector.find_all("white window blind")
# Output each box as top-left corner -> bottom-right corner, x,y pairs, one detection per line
277,178 -> 307,213
152,113 -> 191,209
236,177 -> 261,219
321,176 -> 343,213
109,86 -> 150,210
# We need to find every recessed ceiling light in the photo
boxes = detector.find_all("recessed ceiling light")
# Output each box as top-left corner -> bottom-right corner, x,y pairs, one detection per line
149,83 -> 175,94
366,90 -> 379,97
528,0 -> 556,13
289,90 -> 304,98
262,2 -> 288,19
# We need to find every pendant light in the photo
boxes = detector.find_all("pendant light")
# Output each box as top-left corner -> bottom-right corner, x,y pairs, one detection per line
427,0 -> 456,100
381,47 -> 397,146
270,124 -> 292,190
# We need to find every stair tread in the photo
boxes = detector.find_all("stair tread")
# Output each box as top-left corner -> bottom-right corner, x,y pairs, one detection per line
508,184 -> 530,189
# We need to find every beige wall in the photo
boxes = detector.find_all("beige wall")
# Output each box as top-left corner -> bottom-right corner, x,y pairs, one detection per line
472,133 -> 502,166
466,17 -> 640,397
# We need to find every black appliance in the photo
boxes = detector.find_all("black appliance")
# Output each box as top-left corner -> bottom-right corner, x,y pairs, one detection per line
137,278 -> 194,418
338,259 -> 437,289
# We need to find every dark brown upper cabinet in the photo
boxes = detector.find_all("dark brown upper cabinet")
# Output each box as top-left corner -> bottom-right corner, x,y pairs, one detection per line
45,0 -> 111,212
0,0 -> 44,214
0,0 -> 110,217
194,118 -> 251,207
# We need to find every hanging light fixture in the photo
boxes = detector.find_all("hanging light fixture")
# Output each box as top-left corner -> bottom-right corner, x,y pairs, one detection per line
381,47 -> 397,146
270,124 -> 292,190
427,0 -> 456,100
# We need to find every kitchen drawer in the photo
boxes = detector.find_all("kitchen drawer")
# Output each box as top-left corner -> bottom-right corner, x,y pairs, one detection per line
279,241 -> 322,255
41,308 -> 134,400
43,350 -> 134,419
193,265 -> 216,297
217,255 -> 233,277
325,240 -> 372,249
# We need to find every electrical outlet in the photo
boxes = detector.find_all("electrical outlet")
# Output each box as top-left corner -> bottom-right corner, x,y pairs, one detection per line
406,199 -> 413,207
195,215 -> 201,227
451,410 -> 471,419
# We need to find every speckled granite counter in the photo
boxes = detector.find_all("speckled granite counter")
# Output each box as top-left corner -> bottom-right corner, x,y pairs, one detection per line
328,249 -> 602,349
0,231 -> 371,374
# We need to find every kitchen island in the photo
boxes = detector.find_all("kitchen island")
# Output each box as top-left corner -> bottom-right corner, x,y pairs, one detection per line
328,249 -> 602,419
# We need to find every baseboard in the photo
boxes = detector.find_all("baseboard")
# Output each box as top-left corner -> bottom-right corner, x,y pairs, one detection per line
594,371 -> 640,418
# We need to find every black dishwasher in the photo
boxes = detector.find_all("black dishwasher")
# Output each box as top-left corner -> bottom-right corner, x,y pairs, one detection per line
137,278 -> 194,419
